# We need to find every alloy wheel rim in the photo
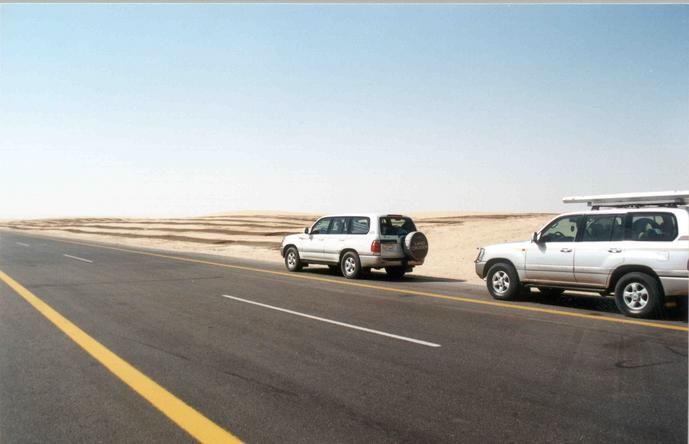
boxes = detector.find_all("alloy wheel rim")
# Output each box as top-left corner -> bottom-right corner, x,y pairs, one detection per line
344,257 -> 356,275
492,270 -> 510,294
287,252 -> 296,268
622,282 -> 649,310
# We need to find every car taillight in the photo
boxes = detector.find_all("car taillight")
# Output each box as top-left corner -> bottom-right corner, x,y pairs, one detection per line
371,240 -> 381,254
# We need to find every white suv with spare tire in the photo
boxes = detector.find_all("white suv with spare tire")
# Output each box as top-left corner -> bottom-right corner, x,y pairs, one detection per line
281,214 -> 428,279
475,191 -> 689,318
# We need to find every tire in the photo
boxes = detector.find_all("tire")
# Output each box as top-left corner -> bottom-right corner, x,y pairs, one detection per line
538,287 -> 564,299
614,272 -> 663,318
340,251 -> 362,279
385,266 -> 406,280
284,247 -> 303,272
486,262 -> 521,301
328,265 -> 340,275
402,232 -> 429,261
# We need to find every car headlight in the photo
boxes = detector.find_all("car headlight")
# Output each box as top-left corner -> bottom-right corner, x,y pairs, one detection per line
475,248 -> 485,262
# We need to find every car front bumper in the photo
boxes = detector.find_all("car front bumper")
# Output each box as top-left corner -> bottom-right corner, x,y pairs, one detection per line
475,261 -> 486,279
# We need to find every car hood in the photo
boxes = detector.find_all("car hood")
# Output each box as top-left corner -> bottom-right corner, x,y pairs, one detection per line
282,233 -> 303,244
484,240 -> 531,250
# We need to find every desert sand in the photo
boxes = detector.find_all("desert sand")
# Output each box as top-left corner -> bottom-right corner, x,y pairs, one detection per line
0,212 -> 555,284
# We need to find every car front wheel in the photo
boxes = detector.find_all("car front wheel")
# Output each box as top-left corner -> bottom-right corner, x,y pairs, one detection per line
284,247 -> 303,272
486,262 -> 521,300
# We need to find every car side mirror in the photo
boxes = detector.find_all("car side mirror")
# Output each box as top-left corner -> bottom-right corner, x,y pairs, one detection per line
304,227 -> 310,234
531,232 -> 540,243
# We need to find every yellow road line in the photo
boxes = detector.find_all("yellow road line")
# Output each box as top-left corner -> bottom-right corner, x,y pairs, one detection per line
4,232 -> 688,333
0,269 -> 242,444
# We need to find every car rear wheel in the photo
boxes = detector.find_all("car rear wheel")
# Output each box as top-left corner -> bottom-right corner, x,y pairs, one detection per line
486,262 -> 521,301
340,251 -> 362,279
614,272 -> 663,318
385,266 -> 406,280
284,247 -> 303,272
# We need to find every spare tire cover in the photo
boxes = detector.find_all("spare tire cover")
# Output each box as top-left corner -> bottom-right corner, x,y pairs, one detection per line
403,231 -> 429,261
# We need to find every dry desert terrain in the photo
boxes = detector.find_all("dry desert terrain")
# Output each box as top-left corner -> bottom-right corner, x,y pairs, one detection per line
0,212 -> 555,284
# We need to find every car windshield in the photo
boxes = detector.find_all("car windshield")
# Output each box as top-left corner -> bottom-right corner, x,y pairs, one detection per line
379,216 -> 416,236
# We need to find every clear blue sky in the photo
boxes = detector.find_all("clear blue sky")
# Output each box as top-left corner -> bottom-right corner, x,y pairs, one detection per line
1,4 -> 687,218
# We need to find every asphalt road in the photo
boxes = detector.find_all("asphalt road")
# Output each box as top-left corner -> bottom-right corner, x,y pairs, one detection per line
0,230 -> 686,443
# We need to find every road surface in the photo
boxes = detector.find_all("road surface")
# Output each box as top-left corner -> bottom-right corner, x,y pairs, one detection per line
0,230 -> 686,443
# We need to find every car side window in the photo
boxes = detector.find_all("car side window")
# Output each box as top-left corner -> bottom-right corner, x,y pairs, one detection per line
348,217 -> 370,234
311,218 -> 331,235
540,216 -> 579,243
328,217 -> 347,235
627,213 -> 678,242
579,215 -> 623,242
611,215 -> 625,241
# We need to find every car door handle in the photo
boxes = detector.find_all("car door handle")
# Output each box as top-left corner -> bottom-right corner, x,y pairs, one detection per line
608,248 -> 622,253
560,248 -> 572,253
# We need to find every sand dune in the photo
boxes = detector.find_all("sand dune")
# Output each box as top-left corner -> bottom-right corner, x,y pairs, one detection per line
1,212 -> 555,284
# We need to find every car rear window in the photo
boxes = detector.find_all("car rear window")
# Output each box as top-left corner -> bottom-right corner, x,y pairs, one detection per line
627,213 -> 678,242
379,216 -> 416,236
348,217 -> 370,234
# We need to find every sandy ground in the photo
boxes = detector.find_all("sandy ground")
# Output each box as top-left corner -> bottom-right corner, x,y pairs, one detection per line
0,212 -> 555,284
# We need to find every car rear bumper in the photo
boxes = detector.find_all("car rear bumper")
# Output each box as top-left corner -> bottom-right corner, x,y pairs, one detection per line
360,255 -> 423,269
659,276 -> 688,296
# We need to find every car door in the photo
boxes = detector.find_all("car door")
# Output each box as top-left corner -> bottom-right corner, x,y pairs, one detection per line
574,214 -> 625,286
322,216 -> 348,263
301,217 -> 331,261
525,215 -> 579,283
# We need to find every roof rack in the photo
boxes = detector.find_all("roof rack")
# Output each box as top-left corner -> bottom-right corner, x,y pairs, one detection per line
563,191 -> 689,210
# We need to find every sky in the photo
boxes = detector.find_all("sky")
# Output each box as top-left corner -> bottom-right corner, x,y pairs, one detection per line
1,4 -> 687,218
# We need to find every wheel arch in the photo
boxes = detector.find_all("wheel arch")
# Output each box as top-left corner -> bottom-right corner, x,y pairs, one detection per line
282,244 -> 297,257
339,248 -> 359,263
607,265 -> 663,295
484,258 -> 518,277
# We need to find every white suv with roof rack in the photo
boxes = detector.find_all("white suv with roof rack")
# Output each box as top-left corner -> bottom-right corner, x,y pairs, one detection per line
281,214 -> 429,279
474,191 -> 689,318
